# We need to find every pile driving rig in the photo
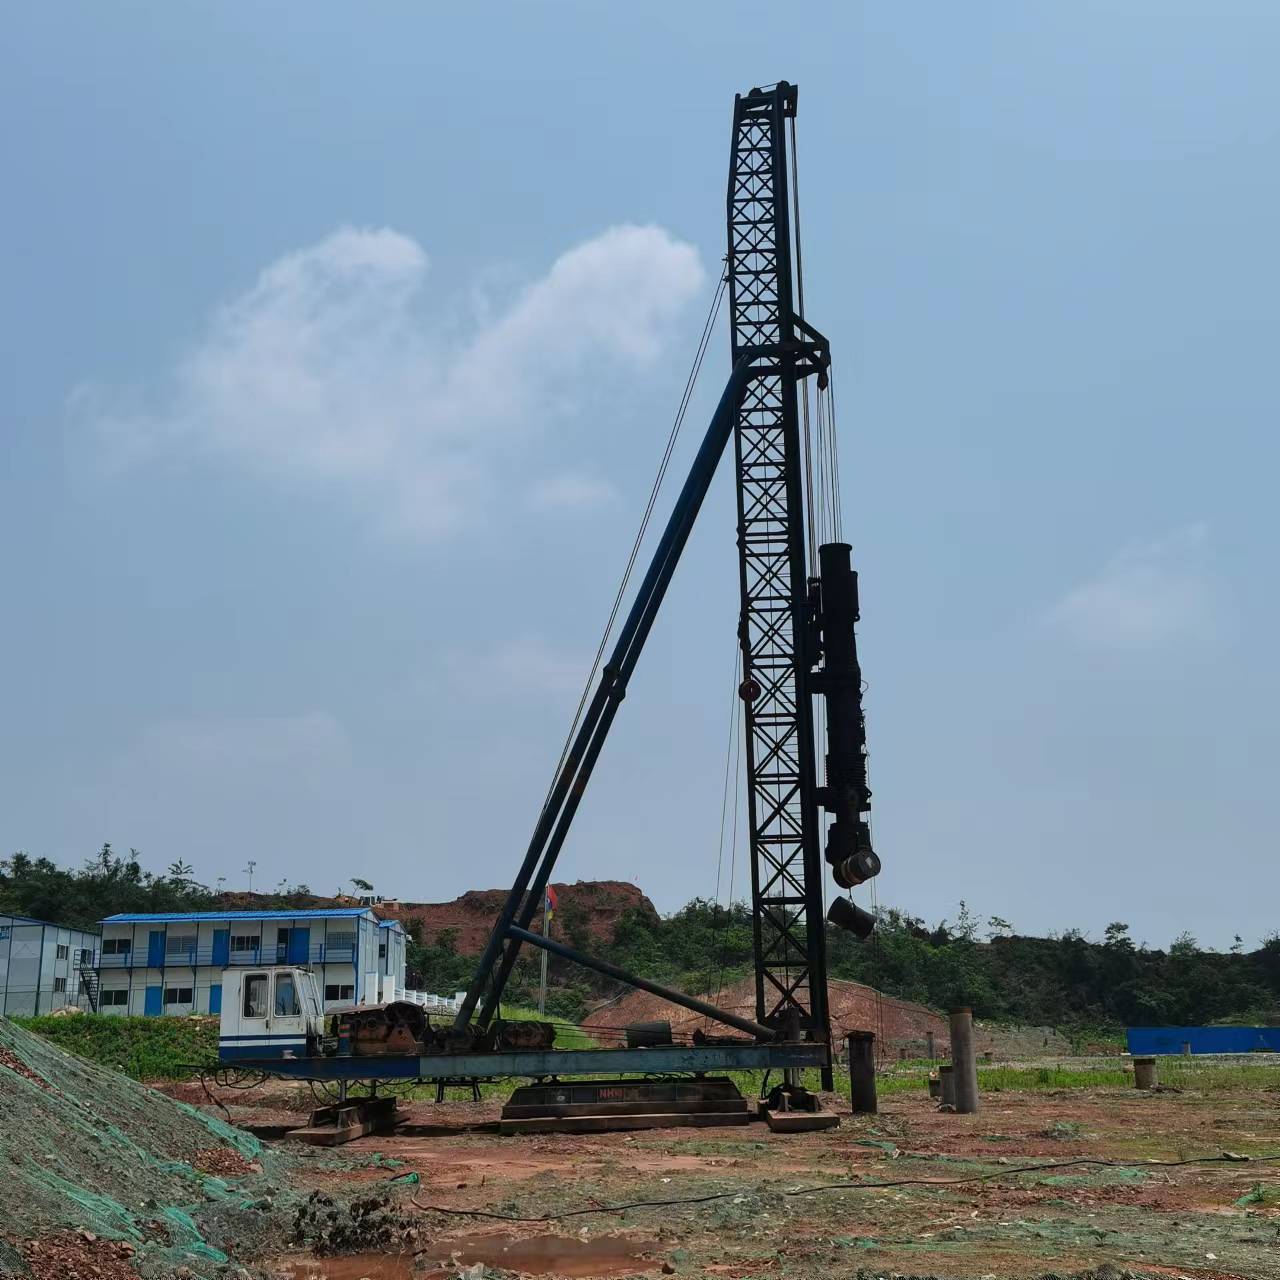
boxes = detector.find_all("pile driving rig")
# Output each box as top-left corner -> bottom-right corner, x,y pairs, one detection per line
216,80 -> 879,1137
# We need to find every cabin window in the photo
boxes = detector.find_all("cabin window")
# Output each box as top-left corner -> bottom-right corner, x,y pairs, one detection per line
100,989 -> 129,1007
230,934 -> 258,954
165,934 -> 196,957
274,972 -> 301,1017
164,987 -> 193,1005
103,938 -> 131,956
243,974 -> 269,1018
324,984 -> 355,1002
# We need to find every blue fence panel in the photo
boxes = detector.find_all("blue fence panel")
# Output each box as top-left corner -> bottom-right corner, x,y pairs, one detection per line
1127,1026 -> 1280,1055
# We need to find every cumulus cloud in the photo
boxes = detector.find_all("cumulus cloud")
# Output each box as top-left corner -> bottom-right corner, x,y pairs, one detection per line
76,224 -> 705,537
1047,522 -> 1217,652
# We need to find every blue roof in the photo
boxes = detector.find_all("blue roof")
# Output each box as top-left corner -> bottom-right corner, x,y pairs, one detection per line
101,908 -> 372,924
378,918 -> 404,930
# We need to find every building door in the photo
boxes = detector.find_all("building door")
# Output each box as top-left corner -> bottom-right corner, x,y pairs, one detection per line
144,985 -> 163,1016
209,984 -> 222,1016
287,927 -> 310,965
147,930 -> 165,969
211,930 -> 229,967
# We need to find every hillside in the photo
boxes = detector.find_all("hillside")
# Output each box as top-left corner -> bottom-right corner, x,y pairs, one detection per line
382,879 -> 656,953
6,849 -> 1279,1033
589,976 -> 1070,1057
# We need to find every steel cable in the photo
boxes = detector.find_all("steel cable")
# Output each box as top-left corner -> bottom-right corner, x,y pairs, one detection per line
541,270 -> 729,815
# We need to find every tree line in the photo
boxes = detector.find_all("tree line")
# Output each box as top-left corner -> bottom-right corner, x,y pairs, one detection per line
587,898 -> 1280,1032
6,849 -> 1277,1032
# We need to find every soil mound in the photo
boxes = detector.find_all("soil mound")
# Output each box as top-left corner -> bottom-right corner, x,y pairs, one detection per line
0,1017 -> 283,1278
587,976 -> 1071,1058
383,880 -> 656,955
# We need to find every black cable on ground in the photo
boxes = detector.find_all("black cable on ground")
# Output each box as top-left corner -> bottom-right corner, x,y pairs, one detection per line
410,1151 -> 1280,1224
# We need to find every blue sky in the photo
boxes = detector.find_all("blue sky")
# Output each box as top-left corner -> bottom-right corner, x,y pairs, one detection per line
2,3 -> 1276,948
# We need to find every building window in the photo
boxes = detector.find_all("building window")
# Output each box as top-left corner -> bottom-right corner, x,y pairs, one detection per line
56,944 -> 69,961
53,977 -> 67,993
327,931 -> 356,952
243,974 -> 269,1018
274,972 -> 301,1017
79,948 -> 94,965
165,934 -> 196,957
324,984 -> 355,1003
378,942 -> 388,960
230,934 -> 259,953
100,989 -> 129,1007
164,986 -> 194,1005
103,938 -> 131,956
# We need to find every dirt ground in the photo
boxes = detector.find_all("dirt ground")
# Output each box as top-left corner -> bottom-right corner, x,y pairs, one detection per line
171,1074 -> 1280,1280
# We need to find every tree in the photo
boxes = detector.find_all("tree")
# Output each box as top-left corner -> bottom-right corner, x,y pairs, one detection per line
1104,922 -> 1134,951
351,877 -> 374,895
167,860 -> 194,882
986,915 -> 1015,940
953,900 -> 979,944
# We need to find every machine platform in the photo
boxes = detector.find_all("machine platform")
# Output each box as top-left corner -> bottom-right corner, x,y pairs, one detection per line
229,1040 -> 829,1083
500,1075 -> 750,1134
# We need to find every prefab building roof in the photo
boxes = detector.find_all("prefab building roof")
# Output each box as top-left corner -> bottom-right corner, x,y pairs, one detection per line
100,908 -> 372,924
1,913 -> 100,932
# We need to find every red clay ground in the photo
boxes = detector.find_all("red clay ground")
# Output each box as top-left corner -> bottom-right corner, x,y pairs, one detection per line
178,1073 -> 1280,1279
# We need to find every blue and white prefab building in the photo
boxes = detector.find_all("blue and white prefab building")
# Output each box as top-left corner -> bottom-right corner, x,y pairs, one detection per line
96,908 -> 407,1017
0,914 -> 101,1016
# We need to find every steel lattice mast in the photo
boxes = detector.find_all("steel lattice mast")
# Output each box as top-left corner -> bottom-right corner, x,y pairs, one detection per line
726,83 -> 830,1042
455,82 -> 875,1071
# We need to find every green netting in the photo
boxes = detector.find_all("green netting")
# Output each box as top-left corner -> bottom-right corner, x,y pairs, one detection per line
0,1017 -> 308,1278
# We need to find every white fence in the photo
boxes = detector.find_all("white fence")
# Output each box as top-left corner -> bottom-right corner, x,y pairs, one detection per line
396,988 -> 466,1014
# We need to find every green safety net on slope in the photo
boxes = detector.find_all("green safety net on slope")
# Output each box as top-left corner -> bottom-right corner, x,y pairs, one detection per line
0,1017 -> 299,1279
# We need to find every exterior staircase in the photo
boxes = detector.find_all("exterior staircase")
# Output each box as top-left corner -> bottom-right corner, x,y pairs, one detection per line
77,964 -> 100,1012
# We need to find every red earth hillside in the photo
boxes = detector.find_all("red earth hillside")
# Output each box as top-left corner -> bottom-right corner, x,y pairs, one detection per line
379,880 -> 657,954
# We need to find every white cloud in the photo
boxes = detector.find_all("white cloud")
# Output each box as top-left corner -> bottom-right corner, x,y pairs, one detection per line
490,636 -> 589,697
75,224 -> 705,537
74,712 -> 363,883
1047,522 -> 1216,652
527,470 -> 619,511
127,712 -> 351,770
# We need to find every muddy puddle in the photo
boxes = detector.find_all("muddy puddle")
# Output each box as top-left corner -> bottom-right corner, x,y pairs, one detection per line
279,1231 -> 664,1278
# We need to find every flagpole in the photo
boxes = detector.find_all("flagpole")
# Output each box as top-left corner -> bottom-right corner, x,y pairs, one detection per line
537,892 -> 550,1016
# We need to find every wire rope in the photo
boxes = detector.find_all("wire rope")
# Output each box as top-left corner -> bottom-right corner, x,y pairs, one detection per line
541,269 -> 729,814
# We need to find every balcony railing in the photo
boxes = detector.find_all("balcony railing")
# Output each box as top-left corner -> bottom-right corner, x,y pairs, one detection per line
97,943 -> 357,970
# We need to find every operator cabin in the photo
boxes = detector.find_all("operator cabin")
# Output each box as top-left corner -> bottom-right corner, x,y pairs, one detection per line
95,907 -> 406,1016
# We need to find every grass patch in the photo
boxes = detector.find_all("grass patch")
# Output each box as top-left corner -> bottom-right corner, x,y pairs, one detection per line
491,1003 -> 598,1049
12,1013 -> 218,1080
